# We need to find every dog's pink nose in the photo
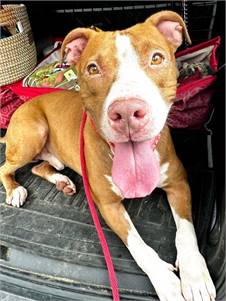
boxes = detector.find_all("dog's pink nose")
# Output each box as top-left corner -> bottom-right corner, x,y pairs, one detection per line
108,99 -> 149,134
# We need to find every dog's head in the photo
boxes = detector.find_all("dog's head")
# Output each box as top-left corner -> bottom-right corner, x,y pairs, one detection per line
61,11 -> 191,198
61,11 -> 190,143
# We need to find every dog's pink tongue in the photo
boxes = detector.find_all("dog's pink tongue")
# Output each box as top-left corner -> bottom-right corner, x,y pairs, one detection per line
112,140 -> 160,198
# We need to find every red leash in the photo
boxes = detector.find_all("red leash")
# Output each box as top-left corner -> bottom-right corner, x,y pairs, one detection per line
79,111 -> 120,301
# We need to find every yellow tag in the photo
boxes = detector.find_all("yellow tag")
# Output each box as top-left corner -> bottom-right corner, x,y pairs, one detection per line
75,84 -> 80,91
64,69 -> 77,81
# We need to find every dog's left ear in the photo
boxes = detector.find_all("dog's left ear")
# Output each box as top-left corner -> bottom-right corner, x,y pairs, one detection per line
146,11 -> 191,50
60,28 -> 97,65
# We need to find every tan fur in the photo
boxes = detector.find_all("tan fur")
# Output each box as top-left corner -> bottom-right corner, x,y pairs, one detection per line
0,12 -> 191,251
146,10 -> 192,45
32,161 -> 55,177
124,22 -> 178,104
0,13 -> 216,300
32,161 -> 76,195
157,126 -> 192,221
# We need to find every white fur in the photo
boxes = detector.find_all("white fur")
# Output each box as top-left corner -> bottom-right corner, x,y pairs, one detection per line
37,125 -> 47,138
158,162 -> 169,187
105,175 -> 122,197
124,211 -> 185,301
154,150 -> 169,188
171,209 -> 216,301
36,148 -> 64,171
47,173 -> 76,193
101,34 -> 171,142
6,186 -> 27,207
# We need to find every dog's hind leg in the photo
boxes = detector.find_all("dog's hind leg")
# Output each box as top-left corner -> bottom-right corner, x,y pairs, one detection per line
0,119 -> 48,207
31,161 -> 76,196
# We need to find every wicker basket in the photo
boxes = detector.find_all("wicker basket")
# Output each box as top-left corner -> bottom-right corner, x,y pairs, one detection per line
0,4 -> 37,86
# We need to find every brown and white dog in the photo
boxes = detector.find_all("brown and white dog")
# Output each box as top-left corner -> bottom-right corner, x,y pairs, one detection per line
0,11 -> 216,301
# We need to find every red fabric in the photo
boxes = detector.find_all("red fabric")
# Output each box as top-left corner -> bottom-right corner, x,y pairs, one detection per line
175,36 -> 221,72
0,89 -> 24,128
1,36 -> 221,130
4,81 -> 60,101
79,111 -> 120,301
169,86 -> 215,129
169,36 -> 221,129
0,82 -> 62,129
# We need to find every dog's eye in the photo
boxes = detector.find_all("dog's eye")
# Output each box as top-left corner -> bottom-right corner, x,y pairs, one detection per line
87,63 -> 100,75
150,53 -> 164,65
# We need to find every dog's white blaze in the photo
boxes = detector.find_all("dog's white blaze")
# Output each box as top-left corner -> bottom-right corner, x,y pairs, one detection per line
101,34 -> 171,140
105,175 -> 122,197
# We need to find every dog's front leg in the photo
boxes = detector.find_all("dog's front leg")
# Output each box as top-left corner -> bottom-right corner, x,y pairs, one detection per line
84,128 -> 183,300
97,200 -> 185,301
162,160 -> 216,301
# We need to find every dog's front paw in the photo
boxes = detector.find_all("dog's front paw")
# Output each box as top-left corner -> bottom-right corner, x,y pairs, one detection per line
148,258 -> 185,301
177,251 -> 216,301
48,173 -> 76,196
6,186 -> 28,207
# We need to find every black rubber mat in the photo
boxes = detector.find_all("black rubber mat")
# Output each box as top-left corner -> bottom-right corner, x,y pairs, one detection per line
0,130 -> 216,301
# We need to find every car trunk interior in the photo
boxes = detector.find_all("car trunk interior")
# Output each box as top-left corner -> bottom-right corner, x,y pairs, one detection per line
0,1 -> 225,300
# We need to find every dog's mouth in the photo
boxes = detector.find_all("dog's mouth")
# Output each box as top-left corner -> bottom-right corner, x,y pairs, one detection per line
109,135 -> 161,199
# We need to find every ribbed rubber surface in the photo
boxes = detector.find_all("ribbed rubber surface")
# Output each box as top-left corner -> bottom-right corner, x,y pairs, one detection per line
0,130 -> 216,300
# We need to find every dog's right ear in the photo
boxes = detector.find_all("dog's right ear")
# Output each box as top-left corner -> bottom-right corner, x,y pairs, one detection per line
61,28 -> 97,65
145,11 -> 191,51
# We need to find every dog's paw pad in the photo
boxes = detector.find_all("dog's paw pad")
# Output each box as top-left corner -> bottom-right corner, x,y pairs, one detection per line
48,173 -> 76,196
6,186 -> 28,207
62,185 -> 75,196
56,181 -> 67,191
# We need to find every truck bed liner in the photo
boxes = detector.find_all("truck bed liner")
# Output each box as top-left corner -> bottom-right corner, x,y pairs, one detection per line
0,131 -> 216,300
